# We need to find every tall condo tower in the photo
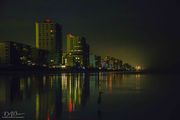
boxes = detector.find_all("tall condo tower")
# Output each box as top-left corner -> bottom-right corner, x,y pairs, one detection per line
35,19 -> 62,65
65,33 -> 89,67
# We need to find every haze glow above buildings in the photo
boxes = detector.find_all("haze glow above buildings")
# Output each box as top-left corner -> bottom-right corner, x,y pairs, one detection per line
0,0 -> 180,70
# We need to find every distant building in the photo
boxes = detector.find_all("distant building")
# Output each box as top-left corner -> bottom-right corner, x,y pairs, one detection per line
89,54 -> 101,69
114,59 -> 123,70
65,33 -> 89,68
35,19 -> 62,65
0,41 -> 48,66
0,41 -> 31,65
102,56 -> 123,70
122,63 -> 134,71
104,56 -> 111,69
89,54 -> 96,68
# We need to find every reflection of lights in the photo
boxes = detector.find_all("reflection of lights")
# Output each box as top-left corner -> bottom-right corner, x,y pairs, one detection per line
135,74 -> 141,90
69,75 -> 72,95
0,81 -> 6,103
135,80 -> 140,90
109,74 -> 112,94
43,76 -> 46,86
36,93 -> 40,120
50,76 -> 53,89
78,82 -> 81,104
62,74 -> 67,90
66,73 -> 84,113
47,112 -> 50,120
69,100 -> 73,112
27,77 -> 31,88
20,79 -> 25,91
135,74 -> 141,79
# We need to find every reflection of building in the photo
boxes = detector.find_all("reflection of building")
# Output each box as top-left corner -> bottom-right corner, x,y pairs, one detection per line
34,74 -> 90,119
63,34 -> 89,68
35,19 -> 62,65
0,41 -> 48,66
35,75 -> 62,120
95,72 -> 124,93
0,76 -> 33,109
0,77 -> 11,105
0,73 -> 91,119
61,73 -> 90,112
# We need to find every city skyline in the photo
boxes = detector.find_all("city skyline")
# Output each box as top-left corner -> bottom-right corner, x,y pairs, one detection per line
0,0 -> 180,71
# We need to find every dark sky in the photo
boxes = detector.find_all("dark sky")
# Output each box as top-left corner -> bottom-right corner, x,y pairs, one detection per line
0,0 -> 180,70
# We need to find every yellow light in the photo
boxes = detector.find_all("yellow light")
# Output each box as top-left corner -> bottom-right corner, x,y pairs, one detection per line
36,93 -> 40,120
68,33 -> 74,38
135,65 -> 141,71
61,65 -> 66,68
20,79 -> 25,90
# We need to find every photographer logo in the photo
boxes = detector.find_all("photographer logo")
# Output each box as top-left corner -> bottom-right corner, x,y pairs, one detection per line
1,111 -> 24,119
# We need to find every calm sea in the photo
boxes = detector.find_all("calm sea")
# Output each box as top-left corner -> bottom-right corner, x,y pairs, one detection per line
0,72 -> 180,120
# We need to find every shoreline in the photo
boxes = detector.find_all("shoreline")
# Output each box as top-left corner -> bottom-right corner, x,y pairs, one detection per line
1,66 -> 179,75
0,67 -> 143,75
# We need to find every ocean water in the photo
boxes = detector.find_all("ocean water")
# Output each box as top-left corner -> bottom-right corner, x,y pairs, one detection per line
0,72 -> 179,120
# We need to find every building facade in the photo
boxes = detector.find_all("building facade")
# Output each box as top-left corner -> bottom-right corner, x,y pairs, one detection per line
64,34 -> 89,68
0,41 -> 48,66
89,54 -> 101,69
0,41 -> 31,65
35,19 -> 62,65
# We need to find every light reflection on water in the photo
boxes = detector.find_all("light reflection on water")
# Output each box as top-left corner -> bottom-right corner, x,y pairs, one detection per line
0,73 -> 179,120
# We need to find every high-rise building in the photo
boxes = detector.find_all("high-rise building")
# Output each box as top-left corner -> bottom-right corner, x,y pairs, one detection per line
0,41 -> 48,66
35,19 -> 62,65
65,33 -> 89,68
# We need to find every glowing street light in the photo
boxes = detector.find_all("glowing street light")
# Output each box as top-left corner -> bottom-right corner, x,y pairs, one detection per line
135,65 -> 141,71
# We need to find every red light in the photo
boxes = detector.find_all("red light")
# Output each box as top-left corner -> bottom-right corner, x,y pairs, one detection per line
69,100 -> 73,112
45,19 -> 52,23
47,112 -> 50,120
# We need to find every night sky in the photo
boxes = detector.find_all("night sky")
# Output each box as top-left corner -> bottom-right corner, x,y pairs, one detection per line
0,0 -> 180,70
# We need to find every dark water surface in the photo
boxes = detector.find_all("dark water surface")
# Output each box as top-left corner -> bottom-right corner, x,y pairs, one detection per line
0,72 -> 180,120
